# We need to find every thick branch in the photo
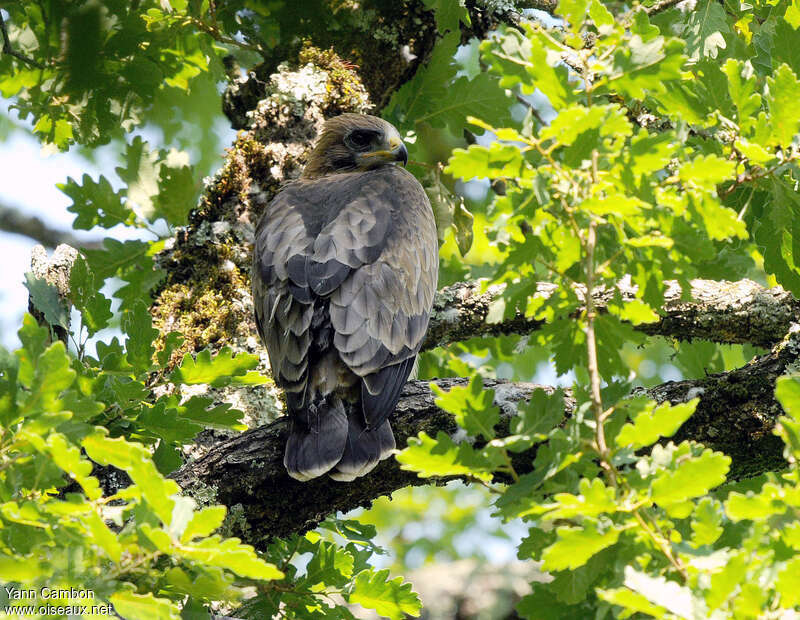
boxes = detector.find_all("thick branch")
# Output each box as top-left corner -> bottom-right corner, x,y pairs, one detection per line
173,379 -> 551,543
424,278 -> 797,351
0,204 -> 102,249
157,3 -> 799,549
173,325 -> 798,543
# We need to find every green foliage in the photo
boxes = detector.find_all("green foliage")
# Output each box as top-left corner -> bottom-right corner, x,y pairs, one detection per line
69,256 -> 114,336
348,569 -> 421,620
62,174 -> 132,230
4,0 -> 800,616
384,28 -> 514,258
398,431 -> 497,481
422,0 -> 469,33
615,398 -> 699,450
170,347 -> 266,388
61,138 -> 200,232
431,375 -> 499,440
386,32 -> 513,138
0,323 -> 282,617
0,0 -> 441,617
399,0 -> 800,616
0,2 -> 228,150
398,371 -> 800,617
234,524 -> 420,619
23,273 -> 69,332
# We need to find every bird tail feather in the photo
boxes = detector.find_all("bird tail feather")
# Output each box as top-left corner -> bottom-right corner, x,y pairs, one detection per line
328,407 -> 396,482
284,397 -> 348,481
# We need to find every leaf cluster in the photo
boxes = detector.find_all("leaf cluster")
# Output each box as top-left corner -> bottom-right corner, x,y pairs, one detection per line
235,519 -> 420,620
398,0 -> 800,617
0,318 -> 282,618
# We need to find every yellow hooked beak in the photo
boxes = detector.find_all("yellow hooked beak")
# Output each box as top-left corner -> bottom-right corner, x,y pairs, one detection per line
357,136 -> 409,168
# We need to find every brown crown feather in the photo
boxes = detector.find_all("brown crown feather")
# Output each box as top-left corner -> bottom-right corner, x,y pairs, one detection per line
302,114 -> 394,179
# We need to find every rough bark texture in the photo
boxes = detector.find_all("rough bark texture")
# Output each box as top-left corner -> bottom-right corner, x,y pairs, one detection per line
27,244 -> 78,345
651,327 -> 800,479
172,379 -> 556,542
221,1 -> 439,128
424,278 -> 797,351
173,320 -> 800,541
152,48 -> 373,372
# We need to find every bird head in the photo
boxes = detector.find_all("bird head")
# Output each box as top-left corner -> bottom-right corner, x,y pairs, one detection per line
302,114 -> 408,178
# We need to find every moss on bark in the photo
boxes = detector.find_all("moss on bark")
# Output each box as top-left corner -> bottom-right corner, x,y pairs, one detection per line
151,50 -> 371,366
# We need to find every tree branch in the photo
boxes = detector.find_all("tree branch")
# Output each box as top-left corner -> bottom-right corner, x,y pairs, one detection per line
152,19 -> 800,549
425,278 -> 797,351
26,244 -> 77,345
173,323 -> 799,543
172,379 -> 555,542
0,204 -> 103,249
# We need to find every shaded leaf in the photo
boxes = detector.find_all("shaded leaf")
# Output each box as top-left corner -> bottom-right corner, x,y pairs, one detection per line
23,273 -> 69,330
69,255 -> 113,335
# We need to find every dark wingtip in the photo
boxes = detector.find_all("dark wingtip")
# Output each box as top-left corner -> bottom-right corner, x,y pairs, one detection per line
284,400 -> 348,481
329,416 -> 396,482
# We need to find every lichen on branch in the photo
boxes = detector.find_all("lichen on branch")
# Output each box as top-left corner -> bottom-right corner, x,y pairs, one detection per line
425,278 -> 798,351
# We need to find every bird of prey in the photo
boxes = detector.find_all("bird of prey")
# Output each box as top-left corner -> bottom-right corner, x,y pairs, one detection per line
252,114 -> 439,481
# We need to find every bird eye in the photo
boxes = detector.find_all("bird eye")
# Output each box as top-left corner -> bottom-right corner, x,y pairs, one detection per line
345,129 -> 377,151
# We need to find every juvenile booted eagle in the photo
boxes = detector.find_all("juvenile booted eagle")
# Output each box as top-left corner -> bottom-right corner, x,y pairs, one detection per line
252,114 -> 439,481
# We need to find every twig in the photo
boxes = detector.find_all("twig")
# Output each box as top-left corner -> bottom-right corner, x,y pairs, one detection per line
0,203 -> 103,249
584,217 -> 614,484
718,161 -> 791,198
0,11 -> 45,69
514,92 -> 547,126
189,17 -> 266,56
632,509 -> 689,580
584,147 -> 689,582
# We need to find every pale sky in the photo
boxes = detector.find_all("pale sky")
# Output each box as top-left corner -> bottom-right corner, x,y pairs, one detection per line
0,130 -> 113,350
0,104 -> 235,351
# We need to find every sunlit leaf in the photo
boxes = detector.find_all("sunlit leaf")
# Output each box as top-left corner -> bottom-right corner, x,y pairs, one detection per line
348,569 -> 421,620
541,522 -> 621,571
616,399 -> 698,450
170,347 -> 263,388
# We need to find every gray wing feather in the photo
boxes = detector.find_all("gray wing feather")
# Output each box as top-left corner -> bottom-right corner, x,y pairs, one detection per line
254,166 -> 438,436
253,193 -> 315,399
328,168 -> 438,428
330,172 -> 438,374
